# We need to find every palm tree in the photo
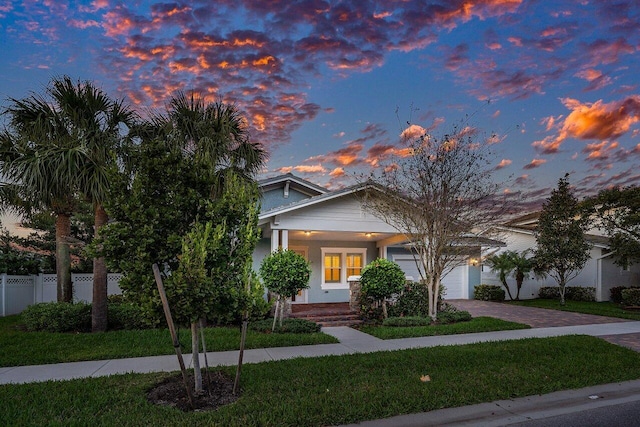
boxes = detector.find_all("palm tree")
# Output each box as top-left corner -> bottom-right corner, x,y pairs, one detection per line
1,76 -> 134,332
485,251 -> 516,300
509,251 -> 534,300
0,91 -> 79,302
47,76 -> 135,332
166,92 -> 266,192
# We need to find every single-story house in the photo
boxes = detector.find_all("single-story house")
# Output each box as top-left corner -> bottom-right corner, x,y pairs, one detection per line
253,174 -> 496,305
479,213 -> 640,301
254,174 -> 640,304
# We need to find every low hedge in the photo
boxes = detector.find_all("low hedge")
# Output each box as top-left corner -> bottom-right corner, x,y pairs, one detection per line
381,309 -> 472,327
21,301 -> 149,333
107,302 -> 152,330
382,316 -> 430,327
22,302 -> 92,333
611,286 -> 640,304
437,310 -> 472,324
538,286 -> 595,302
248,318 -> 321,334
474,284 -> 505,302
621,288 -> 640,307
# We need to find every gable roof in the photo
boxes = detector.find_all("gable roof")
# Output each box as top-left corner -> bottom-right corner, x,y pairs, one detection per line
258,173 -> 327,197
258,181 -> 380,223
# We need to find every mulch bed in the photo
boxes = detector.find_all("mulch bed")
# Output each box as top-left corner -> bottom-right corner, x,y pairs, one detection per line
147,370 -> 240,412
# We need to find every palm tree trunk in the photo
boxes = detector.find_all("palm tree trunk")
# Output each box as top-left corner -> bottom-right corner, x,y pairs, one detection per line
500,278 -> 515,301
56,214 -> 73,302
92,204 -> 109,332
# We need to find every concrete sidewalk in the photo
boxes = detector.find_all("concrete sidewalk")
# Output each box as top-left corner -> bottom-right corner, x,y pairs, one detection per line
4,319 -> 640,426
3,321 -> 640,385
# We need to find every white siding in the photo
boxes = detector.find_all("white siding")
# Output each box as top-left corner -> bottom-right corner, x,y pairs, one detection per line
482,230 -> 603,300
276,196 -> 398,233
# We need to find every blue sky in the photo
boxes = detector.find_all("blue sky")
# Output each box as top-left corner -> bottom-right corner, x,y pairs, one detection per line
1,0 -> 639,211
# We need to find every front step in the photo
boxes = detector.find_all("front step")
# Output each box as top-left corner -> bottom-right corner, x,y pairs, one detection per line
290,303 -> 362,327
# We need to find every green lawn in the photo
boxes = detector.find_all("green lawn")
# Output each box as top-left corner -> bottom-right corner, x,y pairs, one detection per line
0,315 -> 338,367
2,335 -> 639,426
359,316 -> 530,339
509,299 -> 640,321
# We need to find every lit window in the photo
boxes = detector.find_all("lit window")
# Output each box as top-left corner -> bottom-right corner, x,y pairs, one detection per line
321,248 -> 367,289
347,253 -> 363,277
324,253 -> 341,283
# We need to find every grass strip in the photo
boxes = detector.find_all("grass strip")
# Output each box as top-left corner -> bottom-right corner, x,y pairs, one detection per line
359,316 -> 530,339
1,335 -> 639,426
0,315 -> 337,367
509,299 -> 640,321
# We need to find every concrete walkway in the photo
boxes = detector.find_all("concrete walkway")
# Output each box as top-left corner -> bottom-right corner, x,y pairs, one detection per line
3,301 -> 640,426
3,318 -> 640,385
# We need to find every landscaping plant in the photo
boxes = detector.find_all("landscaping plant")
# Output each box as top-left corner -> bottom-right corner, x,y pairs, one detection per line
473,284 -> 506,302
259,248 -> 311,331
485,250 -> 533,300
533,174 -> 592,305
361,119 -> 506,321
360,258 -> 406,319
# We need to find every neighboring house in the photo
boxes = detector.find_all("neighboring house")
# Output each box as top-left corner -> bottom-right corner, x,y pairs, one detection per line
480,213 -> 640,301
254,174 -> 496,304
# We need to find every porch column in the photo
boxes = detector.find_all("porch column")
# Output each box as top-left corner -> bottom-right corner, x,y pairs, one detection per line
281,230 -> 289,250
379,245 -> 388,260
271,229 -> 279,252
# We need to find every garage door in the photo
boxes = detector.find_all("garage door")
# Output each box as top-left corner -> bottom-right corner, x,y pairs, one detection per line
392,255 -> 467,300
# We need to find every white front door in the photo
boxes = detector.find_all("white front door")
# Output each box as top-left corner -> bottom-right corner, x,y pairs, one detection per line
289,246 -> 308,303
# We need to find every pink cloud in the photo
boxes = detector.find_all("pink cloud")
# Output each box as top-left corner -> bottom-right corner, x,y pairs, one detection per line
583,38 -> 635,67
294,164 -> 327,174
330,167 -> 346,177
523,158 -> 547,169
400,124 -> 426,141
574,68 -> 612,91
496,159 -> 512,169
68,19 -> 101,29
533,96 -> 640,154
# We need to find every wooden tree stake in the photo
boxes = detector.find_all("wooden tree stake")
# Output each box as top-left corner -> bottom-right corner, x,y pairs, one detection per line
152,263 -> 194,408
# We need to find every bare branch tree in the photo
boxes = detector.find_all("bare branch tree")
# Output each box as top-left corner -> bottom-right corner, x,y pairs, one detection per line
361,122 -> 505,320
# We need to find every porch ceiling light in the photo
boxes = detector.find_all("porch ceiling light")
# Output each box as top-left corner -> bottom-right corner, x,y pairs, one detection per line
304,231 -> 311,236
365,233 -> 372,238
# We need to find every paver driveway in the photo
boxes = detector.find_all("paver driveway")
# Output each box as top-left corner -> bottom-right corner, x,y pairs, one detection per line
451,299 -> 640,352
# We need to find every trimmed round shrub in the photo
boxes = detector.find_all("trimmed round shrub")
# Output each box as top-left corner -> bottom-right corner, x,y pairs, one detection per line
360,258 -> 406,301
260,249 -> 311,298
382,316 -> 430,327
21,302 -> 92,333
474,284 -> 505,302
249,318 -> 320,334
621,288 -> 640,307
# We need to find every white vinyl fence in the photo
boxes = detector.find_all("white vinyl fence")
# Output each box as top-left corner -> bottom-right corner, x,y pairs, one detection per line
0,273 -> 123,317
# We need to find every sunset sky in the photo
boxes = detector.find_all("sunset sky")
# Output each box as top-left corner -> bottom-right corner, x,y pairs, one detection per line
1,0 -> 639,212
